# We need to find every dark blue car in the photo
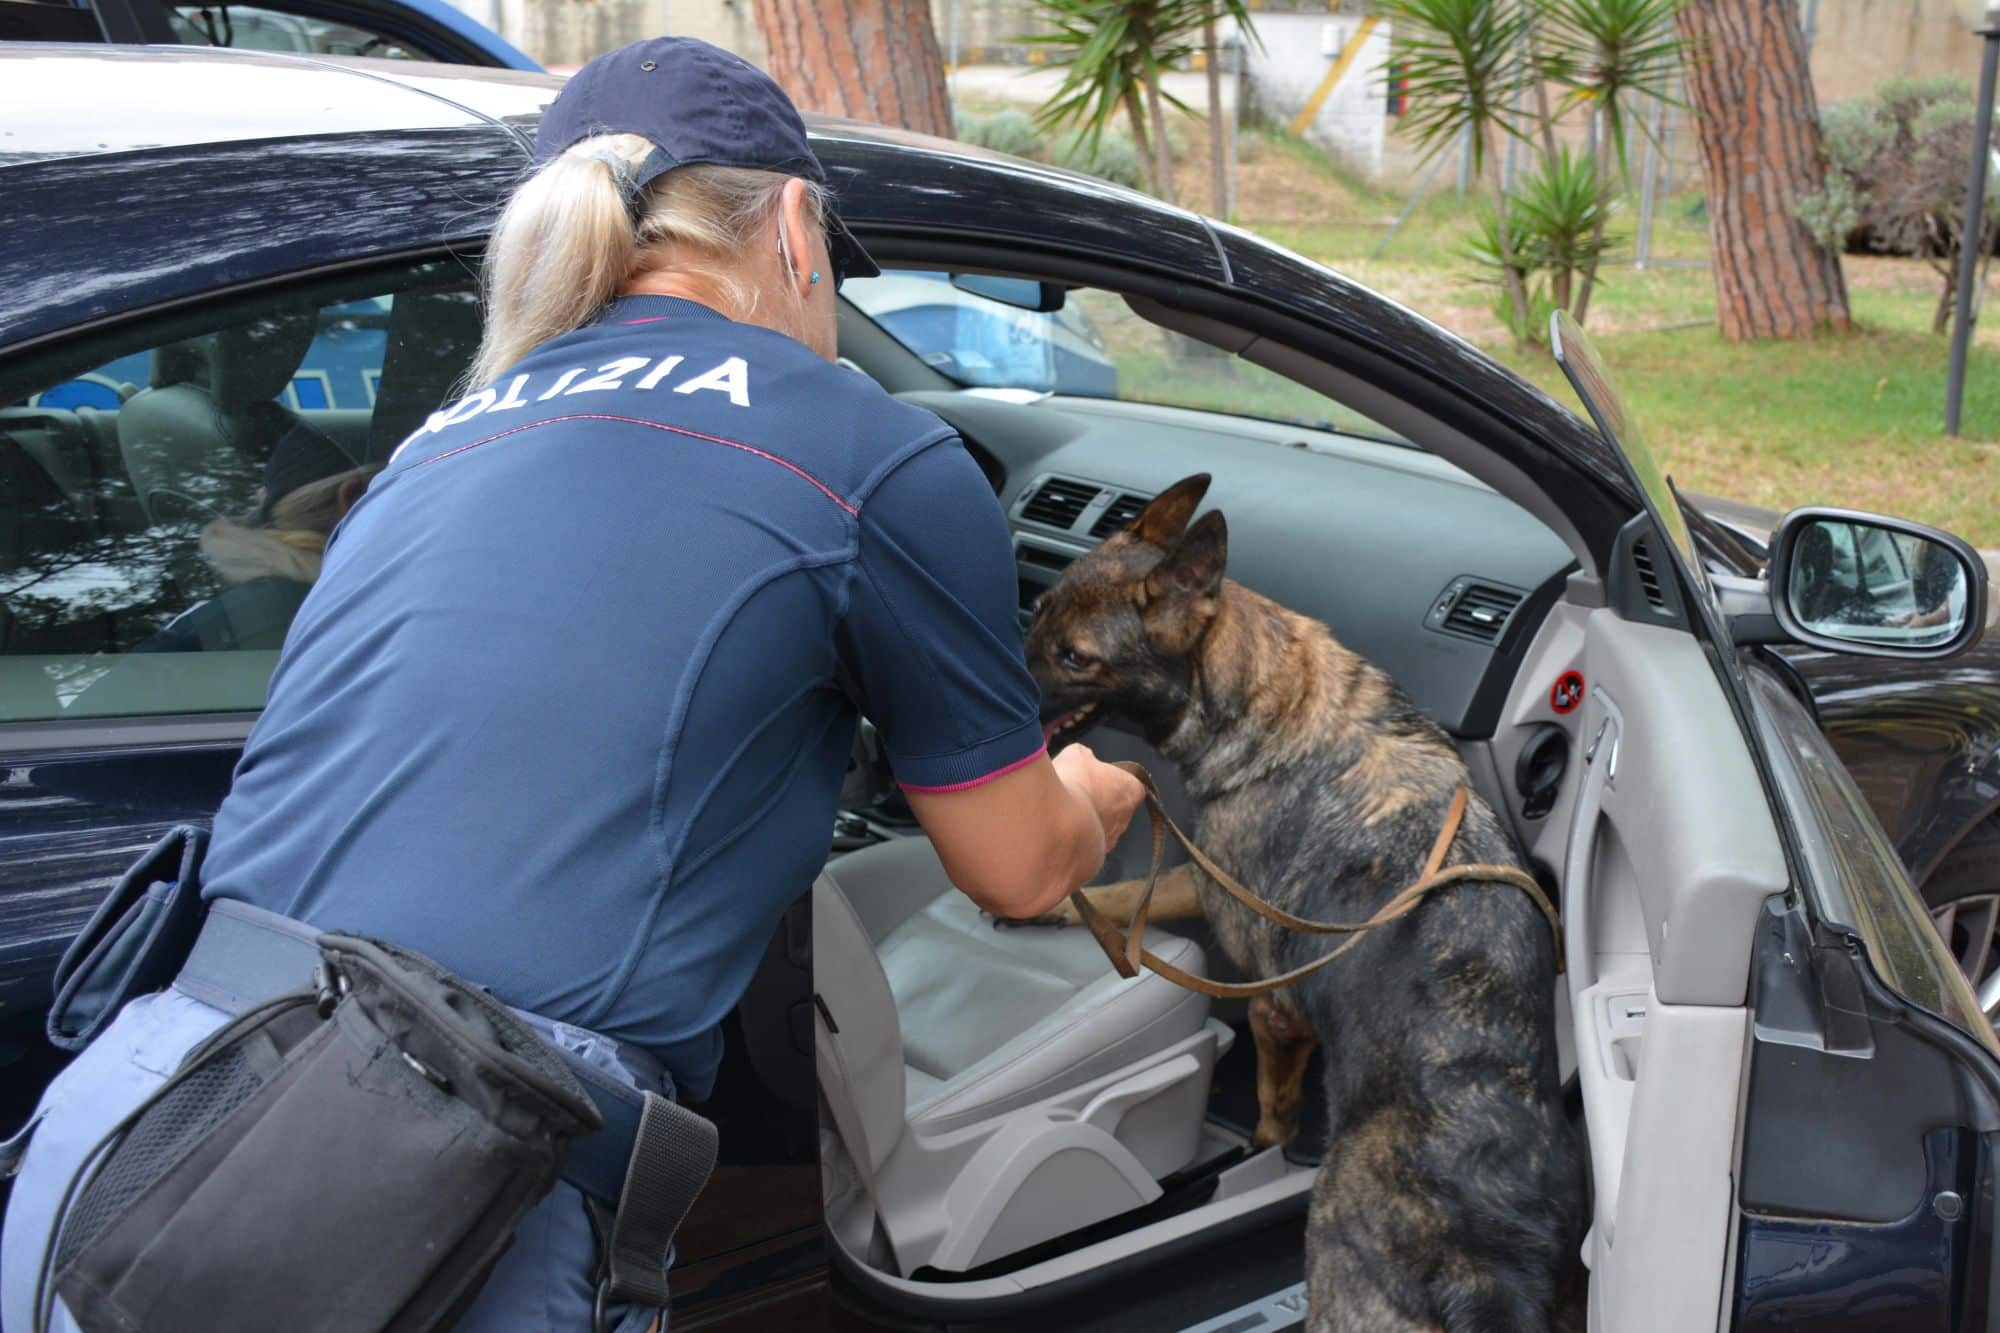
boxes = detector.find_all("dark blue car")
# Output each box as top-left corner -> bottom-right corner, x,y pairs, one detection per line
12,44 -> 2000,1331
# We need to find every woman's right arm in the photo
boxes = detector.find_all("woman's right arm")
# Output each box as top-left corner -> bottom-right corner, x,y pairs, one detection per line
839,437 -> 1142,916
905,743 -> 1140,920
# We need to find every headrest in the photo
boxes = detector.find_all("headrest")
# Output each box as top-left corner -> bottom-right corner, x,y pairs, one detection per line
149,309 -> 318,412
262,420 -> 359,516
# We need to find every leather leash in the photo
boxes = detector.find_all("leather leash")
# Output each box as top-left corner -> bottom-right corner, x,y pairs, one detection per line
1065,762 -> 1564,1000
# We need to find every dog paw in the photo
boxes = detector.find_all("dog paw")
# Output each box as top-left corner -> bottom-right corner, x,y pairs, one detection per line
986,907 -> 1076,930
1251,1118 -> 1297,1151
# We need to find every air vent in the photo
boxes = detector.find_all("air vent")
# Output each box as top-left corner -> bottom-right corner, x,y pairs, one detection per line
1018,545 -> 1075,573
1425,577 -> 1527,644
1630,538 -> 1666,610
1020,477 -> 1101,530
1089,492 -> 1151,540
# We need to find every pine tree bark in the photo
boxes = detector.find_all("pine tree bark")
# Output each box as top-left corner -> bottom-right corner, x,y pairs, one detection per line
1677,0 -> 1850,340
753,0 -> 954,139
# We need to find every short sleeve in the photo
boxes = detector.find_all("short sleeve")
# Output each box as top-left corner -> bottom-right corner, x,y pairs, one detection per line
839,439 -> 1045,792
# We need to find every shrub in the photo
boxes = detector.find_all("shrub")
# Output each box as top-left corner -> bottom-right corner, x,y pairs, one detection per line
1796,77 -> 2000,333
955,109 -> 1045,159
1470,148 -> 1619,342
1050,130 -> 1146,188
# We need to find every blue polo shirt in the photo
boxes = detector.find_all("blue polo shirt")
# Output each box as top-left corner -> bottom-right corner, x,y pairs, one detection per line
199,295 -> 1045,1098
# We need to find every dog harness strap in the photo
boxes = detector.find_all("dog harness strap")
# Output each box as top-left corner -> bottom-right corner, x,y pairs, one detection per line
1070,771 -> 1565,999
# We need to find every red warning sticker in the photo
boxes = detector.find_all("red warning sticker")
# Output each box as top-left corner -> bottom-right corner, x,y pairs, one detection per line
1550,670 -> 1585,715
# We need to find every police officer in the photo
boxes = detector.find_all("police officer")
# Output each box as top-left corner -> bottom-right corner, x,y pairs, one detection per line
0,36 -> 1143,1333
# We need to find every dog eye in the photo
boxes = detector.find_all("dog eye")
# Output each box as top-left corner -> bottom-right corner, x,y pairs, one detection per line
1060,646 -> 1096,671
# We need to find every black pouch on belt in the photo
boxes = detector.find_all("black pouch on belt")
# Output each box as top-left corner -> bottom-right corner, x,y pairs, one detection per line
42,933 -> 602,1333
46,825 -> 208,1052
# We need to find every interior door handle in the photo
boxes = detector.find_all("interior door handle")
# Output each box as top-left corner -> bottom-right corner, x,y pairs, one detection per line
1563,691 -> 1623,995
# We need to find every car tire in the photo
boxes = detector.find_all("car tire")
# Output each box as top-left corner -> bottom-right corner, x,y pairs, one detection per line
1923,817 -> 2000,1020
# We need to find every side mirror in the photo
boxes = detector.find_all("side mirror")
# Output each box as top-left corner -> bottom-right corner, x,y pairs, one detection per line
948,273 -> 1067,313
1767,507 -> 1988,658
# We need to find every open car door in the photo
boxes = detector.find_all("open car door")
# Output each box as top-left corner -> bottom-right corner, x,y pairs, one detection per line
1551,311 -> 2000,1331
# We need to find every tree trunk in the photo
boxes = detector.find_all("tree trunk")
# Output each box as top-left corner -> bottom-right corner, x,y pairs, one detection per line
1205,16 -> 1226,218
1571,127 -> 1615,325
752,0 -> 954,138
1480,129 -> 1535,345
1677,0 -> 1850,340
1123,87 -> 1159,195
1143,70 -> 1174,204
1929,251 -> 1959,335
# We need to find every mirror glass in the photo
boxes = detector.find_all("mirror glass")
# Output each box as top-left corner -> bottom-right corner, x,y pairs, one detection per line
1786,517 -> 1973,649
948,273 -> 1063,313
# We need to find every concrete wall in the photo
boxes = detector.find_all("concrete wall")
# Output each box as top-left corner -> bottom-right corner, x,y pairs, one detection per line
1234,12 -> 1389,177
1808,0 -> 1985,105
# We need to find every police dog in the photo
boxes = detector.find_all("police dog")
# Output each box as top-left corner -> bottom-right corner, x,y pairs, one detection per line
1017,475 -> 1584,1332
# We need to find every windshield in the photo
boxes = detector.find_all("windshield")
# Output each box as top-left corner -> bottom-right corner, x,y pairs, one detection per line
842,270 -> 1411,446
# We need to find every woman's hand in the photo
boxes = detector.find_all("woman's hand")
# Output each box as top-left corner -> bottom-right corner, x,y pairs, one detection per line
1051,743 -> 1145,849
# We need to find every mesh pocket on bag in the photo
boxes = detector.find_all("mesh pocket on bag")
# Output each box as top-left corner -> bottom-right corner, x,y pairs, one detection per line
53,1042 -> 267,1272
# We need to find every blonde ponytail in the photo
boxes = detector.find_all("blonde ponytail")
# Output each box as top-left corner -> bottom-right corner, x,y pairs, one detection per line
470,133 -> 830,388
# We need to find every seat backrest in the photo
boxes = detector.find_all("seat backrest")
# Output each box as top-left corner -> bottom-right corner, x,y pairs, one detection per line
812,872 -> 908,1188
118,311 -> 317,524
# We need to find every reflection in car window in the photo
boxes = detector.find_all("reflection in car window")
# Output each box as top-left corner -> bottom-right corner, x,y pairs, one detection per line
170,4 -> 418,57
842,270 -> 1411,446
0,269 -> 479,722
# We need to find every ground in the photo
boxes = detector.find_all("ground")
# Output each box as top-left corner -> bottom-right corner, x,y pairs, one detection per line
953,68 -> 2000,547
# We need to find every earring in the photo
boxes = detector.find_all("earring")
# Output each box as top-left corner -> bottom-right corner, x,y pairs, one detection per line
810,271 -> 821,285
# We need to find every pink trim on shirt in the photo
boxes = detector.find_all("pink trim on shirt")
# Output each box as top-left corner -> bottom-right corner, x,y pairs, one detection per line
899,744 -> 1047,794
411,412 -> 859,516
621,316 -> 673,325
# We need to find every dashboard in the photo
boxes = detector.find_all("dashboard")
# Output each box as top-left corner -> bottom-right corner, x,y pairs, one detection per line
898,389 -> 1578,739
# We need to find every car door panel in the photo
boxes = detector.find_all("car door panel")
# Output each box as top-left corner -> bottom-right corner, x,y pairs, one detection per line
0,742 -> 239,1020
1541,608 -> 1784,1330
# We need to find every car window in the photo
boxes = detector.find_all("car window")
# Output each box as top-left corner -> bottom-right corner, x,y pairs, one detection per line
169,4 -> 418,57
0,266 -> 480,723
842,269 -> 1411,446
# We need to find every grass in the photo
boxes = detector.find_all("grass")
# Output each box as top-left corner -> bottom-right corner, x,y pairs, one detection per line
1222,140 -> 2000,545
947,79 -> 2000,544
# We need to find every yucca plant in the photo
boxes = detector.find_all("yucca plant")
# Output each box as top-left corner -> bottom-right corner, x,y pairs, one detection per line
1377,0 -> 1688,335
1537,0 -> 1688,319
1373,0 -> 1541,341
1025,0 -> 1259,205
1472,146 -> 1618,337
1540,0 -> 1688,179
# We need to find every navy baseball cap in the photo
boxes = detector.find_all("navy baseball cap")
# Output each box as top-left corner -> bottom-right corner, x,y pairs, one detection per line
535,36 -> 880,283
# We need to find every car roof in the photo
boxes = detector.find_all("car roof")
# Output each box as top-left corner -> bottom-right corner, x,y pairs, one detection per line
0,43 -> 1077,167
0,43 -> 555,163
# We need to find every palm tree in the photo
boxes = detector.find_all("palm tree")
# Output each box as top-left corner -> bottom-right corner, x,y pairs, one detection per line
1375,0 -> 1539,340
1027,0 -> 1260,205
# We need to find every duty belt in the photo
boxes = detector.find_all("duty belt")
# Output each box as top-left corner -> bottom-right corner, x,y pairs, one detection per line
172,898 -> 714,1310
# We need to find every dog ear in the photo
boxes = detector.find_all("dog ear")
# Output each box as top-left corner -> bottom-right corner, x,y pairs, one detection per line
1141,511 -> 1227,652
1128,474 -> 1212,547
1144,509 -> 1228,604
